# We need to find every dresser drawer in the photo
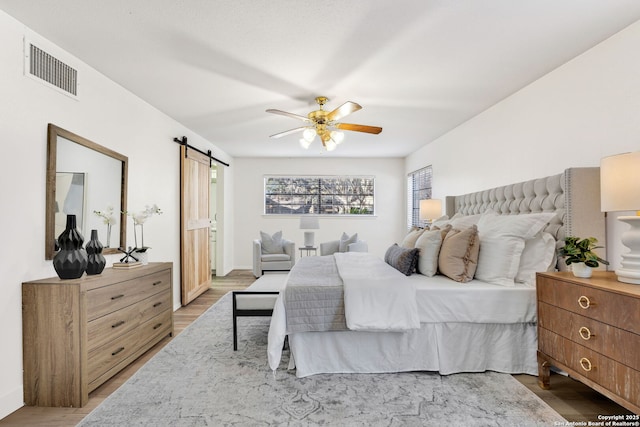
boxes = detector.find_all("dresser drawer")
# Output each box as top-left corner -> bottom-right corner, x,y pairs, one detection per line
87,310 -> 172,386
539,328 -> 640,407
539,302 -> 640,371
537,276 -> 640,335
87,291 -> 172,353
86,270 -> 171,320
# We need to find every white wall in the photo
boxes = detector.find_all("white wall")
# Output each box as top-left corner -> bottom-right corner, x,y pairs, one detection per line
0,11 -> 232,418
233,157 -> 405,267
406,20 -> 640,271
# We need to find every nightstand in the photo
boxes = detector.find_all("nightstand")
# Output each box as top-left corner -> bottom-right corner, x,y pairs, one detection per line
536,271 -> 640,414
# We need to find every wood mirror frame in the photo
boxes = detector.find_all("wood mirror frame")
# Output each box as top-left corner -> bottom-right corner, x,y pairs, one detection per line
45,124 -> 128,260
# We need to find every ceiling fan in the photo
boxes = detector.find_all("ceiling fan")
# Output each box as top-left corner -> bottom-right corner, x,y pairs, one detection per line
266,96 -> 382,151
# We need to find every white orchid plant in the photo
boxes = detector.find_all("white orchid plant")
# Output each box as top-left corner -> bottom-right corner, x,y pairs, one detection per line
93,205 -> 117,247
123,204 -> 162,252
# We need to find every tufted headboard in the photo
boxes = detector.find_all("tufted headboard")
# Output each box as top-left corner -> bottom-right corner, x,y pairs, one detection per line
445,167 -> 606,271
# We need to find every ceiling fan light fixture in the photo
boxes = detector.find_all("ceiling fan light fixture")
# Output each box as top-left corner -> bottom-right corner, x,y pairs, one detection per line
299,138 -> 312,149
330,131 -> 344,144
267,96 -> 382,152
325,140 -> 337,151
302,128 -> 316,142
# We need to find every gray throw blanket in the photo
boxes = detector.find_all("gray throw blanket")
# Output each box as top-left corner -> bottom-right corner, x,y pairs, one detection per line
284,256 -> 346,333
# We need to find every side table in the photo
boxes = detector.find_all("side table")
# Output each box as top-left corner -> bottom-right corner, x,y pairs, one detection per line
299,246 -> 317,257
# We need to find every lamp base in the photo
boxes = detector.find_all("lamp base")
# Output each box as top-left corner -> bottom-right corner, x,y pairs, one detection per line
615,216 -> 640,285
304,231 -> 315,248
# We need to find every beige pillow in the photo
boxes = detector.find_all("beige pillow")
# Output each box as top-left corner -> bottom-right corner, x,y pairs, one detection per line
400,227 -> 425,248
415,224 -> 452,276
438,225 -> 480,283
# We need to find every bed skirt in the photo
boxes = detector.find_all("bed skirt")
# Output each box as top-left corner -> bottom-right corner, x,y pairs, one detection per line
286,322 -> 538,378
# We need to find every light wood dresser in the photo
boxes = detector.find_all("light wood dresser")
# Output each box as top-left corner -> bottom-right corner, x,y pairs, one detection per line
22,262 -> 173,407
537,271 -> 640,414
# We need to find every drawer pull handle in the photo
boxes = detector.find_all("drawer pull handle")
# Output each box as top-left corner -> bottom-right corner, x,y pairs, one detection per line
153,322 -> 163,330
153,302 -> 162,308
111,294 -> 125,300
111,347 -> 125,356
577,296 -> 594,309
152,281 -> 162,286
112,320 -> 125,328
579,357 -> 593,372
579,326 -> 594,341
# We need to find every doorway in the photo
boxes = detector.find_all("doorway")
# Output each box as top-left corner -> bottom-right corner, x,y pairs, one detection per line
210,165 -> 217,276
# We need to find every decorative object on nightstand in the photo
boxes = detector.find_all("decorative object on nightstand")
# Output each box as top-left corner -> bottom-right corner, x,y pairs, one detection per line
557,236 -> 608,278
601,151 -> 640,284
299,215 -> 319,247
536,271 -> 640,414
419,199 -> 442,227
85,229 -> 106,275
53,214 -> 88,279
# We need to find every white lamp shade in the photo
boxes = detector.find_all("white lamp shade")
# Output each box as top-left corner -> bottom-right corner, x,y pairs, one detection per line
330,131 -> 345,144
299,216 -> 319,229
299,138 -> 312,149
419,199 -> 442,221
303,128 -> 317,142
601,151 -> 640,212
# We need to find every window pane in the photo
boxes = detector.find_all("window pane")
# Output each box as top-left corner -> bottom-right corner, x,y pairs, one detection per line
265,175 -> 374,215
407,166 -> 433,228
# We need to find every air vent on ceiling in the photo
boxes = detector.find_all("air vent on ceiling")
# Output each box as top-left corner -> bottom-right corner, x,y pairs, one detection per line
25,41 -> 78,97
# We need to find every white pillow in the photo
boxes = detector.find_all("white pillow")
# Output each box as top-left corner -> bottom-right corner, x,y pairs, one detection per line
515,232 -> 557,286
414,225 -> 451,276
260,230 -> 284,254
474,211 -> 556,287
339,232 -> 358,252
430,214 -> 450,228
450,213 -> 482,230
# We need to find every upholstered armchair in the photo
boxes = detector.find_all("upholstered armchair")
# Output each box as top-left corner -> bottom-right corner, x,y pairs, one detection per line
252,231 -> 296,278
319,232 -> 368,256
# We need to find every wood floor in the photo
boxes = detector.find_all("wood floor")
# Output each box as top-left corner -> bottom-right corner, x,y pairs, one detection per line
1,270 -> 632,426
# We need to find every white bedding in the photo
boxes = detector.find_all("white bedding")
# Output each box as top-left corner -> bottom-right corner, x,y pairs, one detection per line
268,252 -> 421,370
409,274 -> 537,324
336,252 -> 420,331
268,269 -> 538,374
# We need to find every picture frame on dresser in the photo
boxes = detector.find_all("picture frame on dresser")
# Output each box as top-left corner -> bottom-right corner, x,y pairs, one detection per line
22,262 -> 173,407
536,271 -> 640,414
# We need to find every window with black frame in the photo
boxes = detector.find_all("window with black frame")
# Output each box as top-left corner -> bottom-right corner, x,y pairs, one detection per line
264,176 -> 375,215
407,165 -> 433,228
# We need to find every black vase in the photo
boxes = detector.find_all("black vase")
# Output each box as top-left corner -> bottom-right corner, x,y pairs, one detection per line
85,229 -> 106,275
53,215 -> 88,279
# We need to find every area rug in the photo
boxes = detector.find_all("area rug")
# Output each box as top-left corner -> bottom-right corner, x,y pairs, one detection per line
78,293 -> 565,427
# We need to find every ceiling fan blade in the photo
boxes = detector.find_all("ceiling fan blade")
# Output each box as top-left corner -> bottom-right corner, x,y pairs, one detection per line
266,109 -> 311,122
327,101 -> 362,121
335,123 -> 382,134
269,126 -> 308,139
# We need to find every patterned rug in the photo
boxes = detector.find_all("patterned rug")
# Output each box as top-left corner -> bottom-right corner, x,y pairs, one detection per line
78,293 -> 565,426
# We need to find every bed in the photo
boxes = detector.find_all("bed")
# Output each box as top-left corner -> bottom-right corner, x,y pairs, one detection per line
267,167 -> 605,377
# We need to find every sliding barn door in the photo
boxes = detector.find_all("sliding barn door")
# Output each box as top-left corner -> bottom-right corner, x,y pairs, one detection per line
180,145 -> 211,305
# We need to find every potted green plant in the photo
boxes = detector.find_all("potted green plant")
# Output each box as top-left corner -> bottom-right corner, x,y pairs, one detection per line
557,236 -> 609,278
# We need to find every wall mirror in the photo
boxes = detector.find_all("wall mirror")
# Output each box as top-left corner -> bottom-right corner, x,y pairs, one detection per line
45,124 -> 128,259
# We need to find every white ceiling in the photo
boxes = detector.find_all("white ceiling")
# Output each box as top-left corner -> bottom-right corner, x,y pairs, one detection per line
2,1 -> 640,158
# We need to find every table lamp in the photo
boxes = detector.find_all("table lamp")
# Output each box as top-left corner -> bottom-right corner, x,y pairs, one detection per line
600,151 -> 640,284
299,216 -> 320,248
419,199 -> 442,227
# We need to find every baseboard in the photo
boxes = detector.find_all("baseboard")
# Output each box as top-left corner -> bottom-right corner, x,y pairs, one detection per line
0,386 -> 24,420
